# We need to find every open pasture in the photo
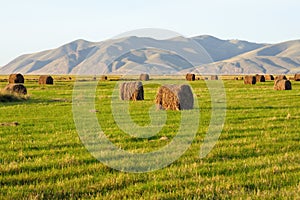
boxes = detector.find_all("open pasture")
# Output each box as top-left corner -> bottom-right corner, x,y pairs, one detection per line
0,75 -> 299,199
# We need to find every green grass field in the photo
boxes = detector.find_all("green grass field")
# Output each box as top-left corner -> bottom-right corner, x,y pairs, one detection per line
0,76 -> 299,199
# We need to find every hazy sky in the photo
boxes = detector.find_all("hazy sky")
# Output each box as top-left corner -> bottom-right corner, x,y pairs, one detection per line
0,0 -> 300,66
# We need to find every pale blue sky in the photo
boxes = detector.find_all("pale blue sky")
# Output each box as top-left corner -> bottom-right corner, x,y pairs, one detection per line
0,0 -> 300,66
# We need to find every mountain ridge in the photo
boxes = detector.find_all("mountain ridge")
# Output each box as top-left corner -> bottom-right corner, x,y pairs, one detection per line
1,35 -> 299,75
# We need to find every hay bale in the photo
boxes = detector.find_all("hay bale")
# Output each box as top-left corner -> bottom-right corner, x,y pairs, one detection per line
139,74 -> 150,81
255,74 -> 265,82
234,77 -> 239,80
100,75 -> 108,81
4,84 -> 27,95
155,84 -> 193,110
265,75 -> 274,80
9,73 -> 24,83
244,75 -> 256,84
275,75 -> 287,80
294,74 -> 300,81
0,121 -> 19,126
119,82 -> 144,101
186,73 -> 195,81
211,75 -> 219,80
56,76 -> 67,80
38,75 -> 53,85
274,79 -> 292,90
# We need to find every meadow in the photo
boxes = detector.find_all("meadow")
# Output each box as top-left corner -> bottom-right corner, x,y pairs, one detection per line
0,75 -> 299,199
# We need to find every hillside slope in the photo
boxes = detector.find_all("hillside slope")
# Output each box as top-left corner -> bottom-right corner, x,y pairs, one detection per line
187,40 -> 300,74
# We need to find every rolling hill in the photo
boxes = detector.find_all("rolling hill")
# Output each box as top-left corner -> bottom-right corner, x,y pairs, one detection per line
187,40 -> 300,74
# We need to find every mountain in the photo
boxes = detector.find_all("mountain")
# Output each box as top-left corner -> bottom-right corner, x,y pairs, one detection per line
0,36 -> 211,75
69,36 -> 214,75
187,40 -> 300,74
0,35 -> 299,75
0,39 -> 99,74
191,35 -> 266,62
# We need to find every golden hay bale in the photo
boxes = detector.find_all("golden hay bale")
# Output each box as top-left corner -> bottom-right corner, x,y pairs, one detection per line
9,73 -> 24,84
155,84 -> 194,111
100,75 -> 108,81
244,75 -> 256,84
274,79 -> 292,90
56,76 -> 67,80
294,74 -> 300,81
275,75 -> 287,80
139,74 -> 150,81
255,74 -> 265,82
4,84 -> 27,95
38,75 -> 53,85
234,77 -> 239,80
265,75 -> 274,80
211,75 -> 219,80
0,122 -> 19,126
119,82 -> 144,101
186,73 -> 195,81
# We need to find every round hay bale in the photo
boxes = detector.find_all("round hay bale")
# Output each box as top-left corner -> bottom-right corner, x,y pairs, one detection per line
100,75 -> 108,81
38,75 -> 53,85
274,79 -> 292,90
255,74 -> 265,82
56,76 -> 67,81
211,75 -> 219,80
265,75 -> 274,81
186,73 -> 195,81
234,77 -> 239,80
275,75 -> 287,81
294,73 -> 300,81
155,84 -> 194,110
244,75 -> 256,85
9,73 -> 24,84
119,81 -> 144,101
4,84 -> 27,95
139,74 -> 150,81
